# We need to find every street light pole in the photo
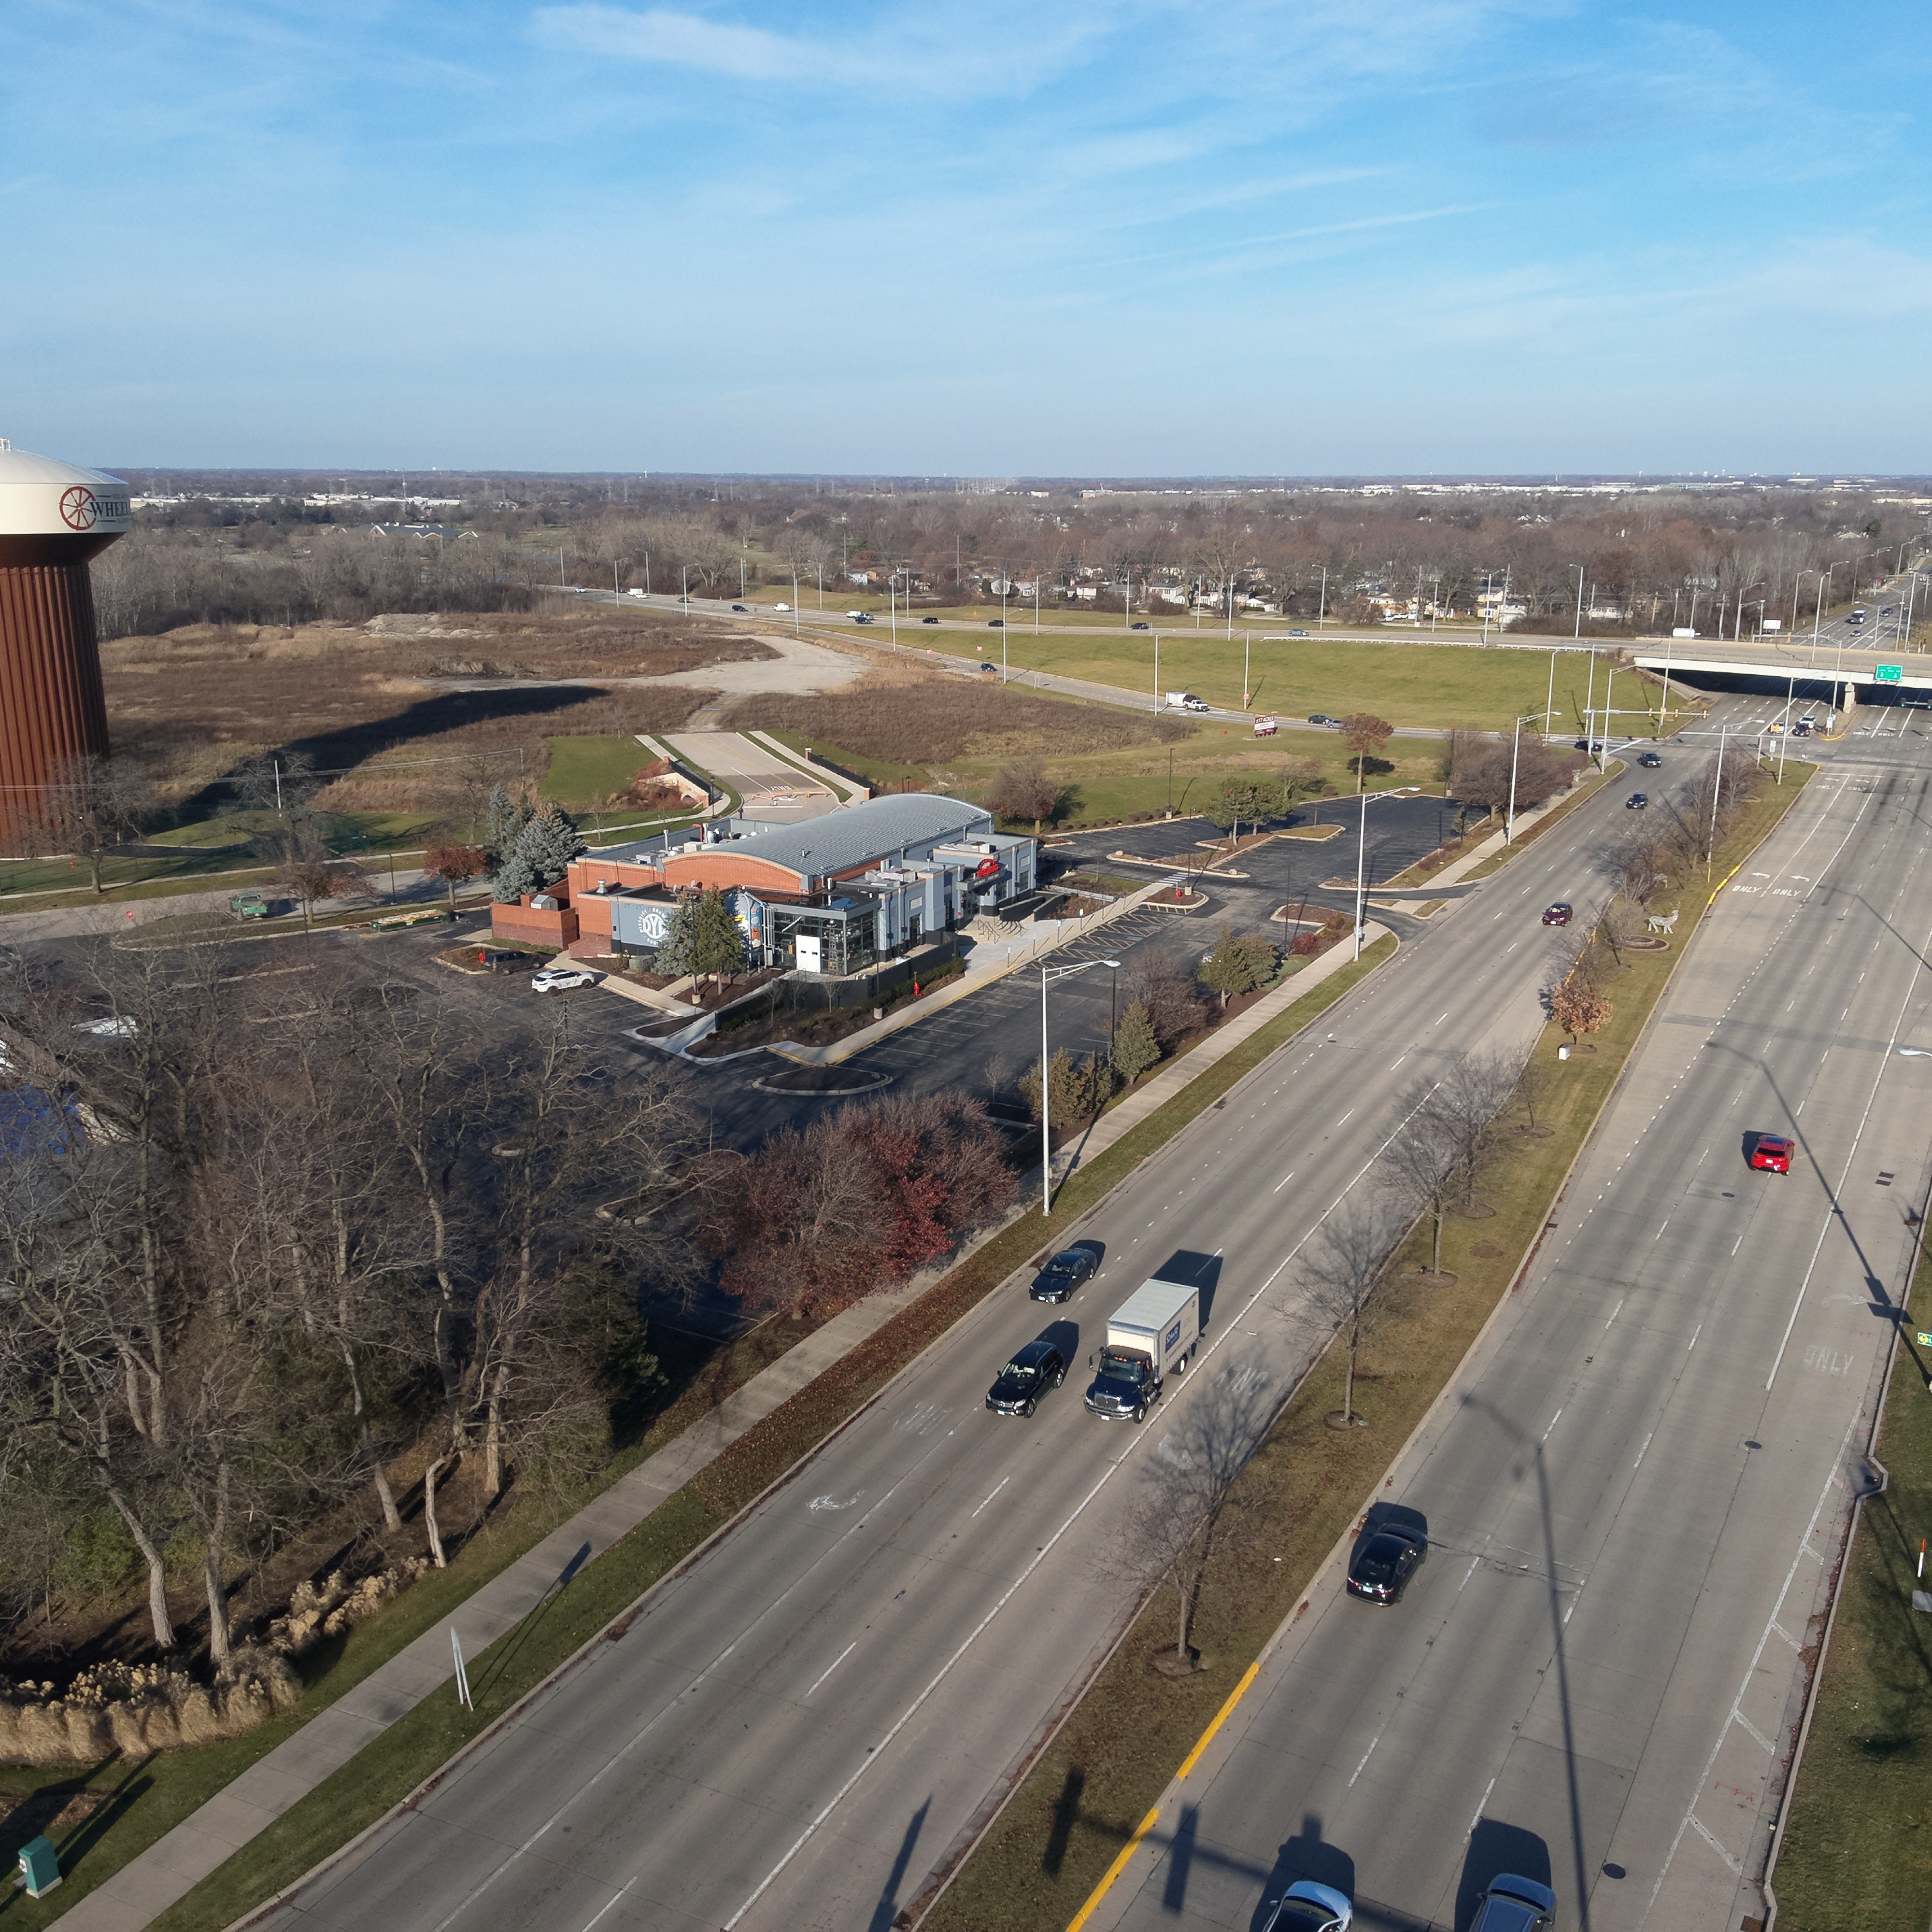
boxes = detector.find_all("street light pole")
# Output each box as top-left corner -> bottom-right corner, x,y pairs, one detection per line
1506,713 -> 1524,843
1353,787 -> 1369,960
1545,647 -> 1557,734
1574,564 -> 1584,642
1707,724 -> 1729,874
1810,566 -> 1831,664
1039,956 -> 1122,1214
1243,631 -> 1250,710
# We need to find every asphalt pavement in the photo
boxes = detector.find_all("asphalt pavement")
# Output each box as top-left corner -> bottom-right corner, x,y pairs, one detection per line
252,708 -> 1744,1932
1094,720 -> 1932,1931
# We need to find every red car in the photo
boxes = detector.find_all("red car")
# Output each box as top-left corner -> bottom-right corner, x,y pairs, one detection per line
1750,1135 -> 1793,1174
1542,902 -> 1573,926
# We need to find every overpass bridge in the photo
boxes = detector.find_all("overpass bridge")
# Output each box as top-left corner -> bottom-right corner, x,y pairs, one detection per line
1632,633 -> 1932,720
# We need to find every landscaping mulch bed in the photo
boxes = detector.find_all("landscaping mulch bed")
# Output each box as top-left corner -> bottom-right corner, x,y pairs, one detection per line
754,1063 -> 892,1094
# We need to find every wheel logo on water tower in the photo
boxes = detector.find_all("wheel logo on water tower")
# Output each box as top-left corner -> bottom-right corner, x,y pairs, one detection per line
59,486 -> 99,531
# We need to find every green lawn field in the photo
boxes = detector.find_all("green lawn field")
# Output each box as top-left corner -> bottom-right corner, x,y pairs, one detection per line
540,734 -> 655,810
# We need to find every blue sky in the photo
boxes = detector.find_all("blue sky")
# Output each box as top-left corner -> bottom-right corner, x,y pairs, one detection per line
4,0 -> 1929,474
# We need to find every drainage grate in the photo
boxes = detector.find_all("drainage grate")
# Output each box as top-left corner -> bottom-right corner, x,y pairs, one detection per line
1878,1171 -> 1896,1188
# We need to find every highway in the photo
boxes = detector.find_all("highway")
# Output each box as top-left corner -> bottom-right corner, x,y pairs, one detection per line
1094,722 -> 1932,1930
255,697 -> 1890,1932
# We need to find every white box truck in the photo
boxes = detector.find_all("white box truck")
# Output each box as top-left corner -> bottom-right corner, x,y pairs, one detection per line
1083,1272 -> 1201,1421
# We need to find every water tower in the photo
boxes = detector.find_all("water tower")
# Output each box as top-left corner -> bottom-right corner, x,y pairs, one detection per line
0,440 -> 132,843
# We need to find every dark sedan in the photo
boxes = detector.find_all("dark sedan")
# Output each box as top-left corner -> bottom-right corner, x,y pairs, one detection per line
1346,1524 -> 1427,1604
986,1340 -> 1066,1416
1030,1246 -> 1099,1301
1625,791 -> 1648,810
1638,751 -> 1662,768
1541,902 -> 1572,926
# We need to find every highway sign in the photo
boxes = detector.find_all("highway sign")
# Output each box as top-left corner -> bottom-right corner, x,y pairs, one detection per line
1876,663 -> 1903,682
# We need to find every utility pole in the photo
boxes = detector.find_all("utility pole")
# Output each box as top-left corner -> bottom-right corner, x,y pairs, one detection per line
1544,648 -> 1557,734
1506,713 -> 1524,843
1243,631 -> 1251,711
1574,564 -> 1584,641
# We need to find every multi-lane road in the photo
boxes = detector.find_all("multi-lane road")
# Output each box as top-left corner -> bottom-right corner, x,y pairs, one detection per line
259,699 -> 1928,1932
1098,723 -> 1932,1931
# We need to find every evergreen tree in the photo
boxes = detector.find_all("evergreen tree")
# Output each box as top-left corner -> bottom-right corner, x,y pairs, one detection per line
1197,925 -> 1274,1001
485,783 -> 531,863
1110,1002 -> 1161,1084
652,894 -> 700,976
687,886 -> 747,986
492,801 -> 585,903
515,801 -> 586,883
490,851 -> 540,904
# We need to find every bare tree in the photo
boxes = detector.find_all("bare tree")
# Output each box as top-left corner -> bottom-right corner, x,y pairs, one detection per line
43,754 -> 155,895
1427,1051 -> 1523,1210
1110,1365 -> 1275,1667
987,759 -> 1059,836
1381,1101 -> 1464,1278
1301,1203 -> 1402,1427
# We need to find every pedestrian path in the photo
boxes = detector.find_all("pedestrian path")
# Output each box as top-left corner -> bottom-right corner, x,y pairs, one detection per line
49,1268 -> 952,1932
53,908 -> 1397,1932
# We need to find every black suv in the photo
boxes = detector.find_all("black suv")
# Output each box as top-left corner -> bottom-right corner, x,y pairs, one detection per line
986,1341 -> 1066,1416
1029,1247 -> 1098,1302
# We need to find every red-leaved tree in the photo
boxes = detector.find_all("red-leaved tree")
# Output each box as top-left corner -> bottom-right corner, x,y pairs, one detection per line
424,842 -> 489,914
712,1094 -> 1016,1318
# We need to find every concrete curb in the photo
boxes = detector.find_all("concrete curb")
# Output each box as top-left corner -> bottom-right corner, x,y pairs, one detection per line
215,919 -> 1407,1932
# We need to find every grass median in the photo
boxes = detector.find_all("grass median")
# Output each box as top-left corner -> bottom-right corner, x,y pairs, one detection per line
109,942 -> 1401,1932
923,766 -> 1817,1932
1768,1229 -> 1932,1929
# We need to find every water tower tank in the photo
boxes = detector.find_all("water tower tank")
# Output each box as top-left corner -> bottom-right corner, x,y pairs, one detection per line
0,440 -> 132,842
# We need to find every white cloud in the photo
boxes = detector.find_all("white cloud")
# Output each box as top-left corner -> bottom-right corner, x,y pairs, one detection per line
530,1 -> 1115,93
533,5 -> 847,82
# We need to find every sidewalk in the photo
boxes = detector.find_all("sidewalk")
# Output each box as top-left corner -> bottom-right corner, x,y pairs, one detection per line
50,1264 -> 961,1932
54,905 -> 1398,1932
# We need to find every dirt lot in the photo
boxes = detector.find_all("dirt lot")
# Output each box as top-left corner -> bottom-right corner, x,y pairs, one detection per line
101,605 -> 766,815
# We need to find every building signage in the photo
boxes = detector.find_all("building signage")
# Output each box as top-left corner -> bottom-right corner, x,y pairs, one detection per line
796,934 -> 824,972
1876,663 -> 1903,683
613,899 -> 673,949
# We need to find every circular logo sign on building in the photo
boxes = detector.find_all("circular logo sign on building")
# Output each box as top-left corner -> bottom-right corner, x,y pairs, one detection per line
59,486 -> 99,531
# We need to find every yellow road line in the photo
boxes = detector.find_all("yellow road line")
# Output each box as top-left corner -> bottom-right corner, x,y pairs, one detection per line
1065,1659 -> 1264,1931
1177,1662 -> 1261,1780
1066,1807 -> 1162,1932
